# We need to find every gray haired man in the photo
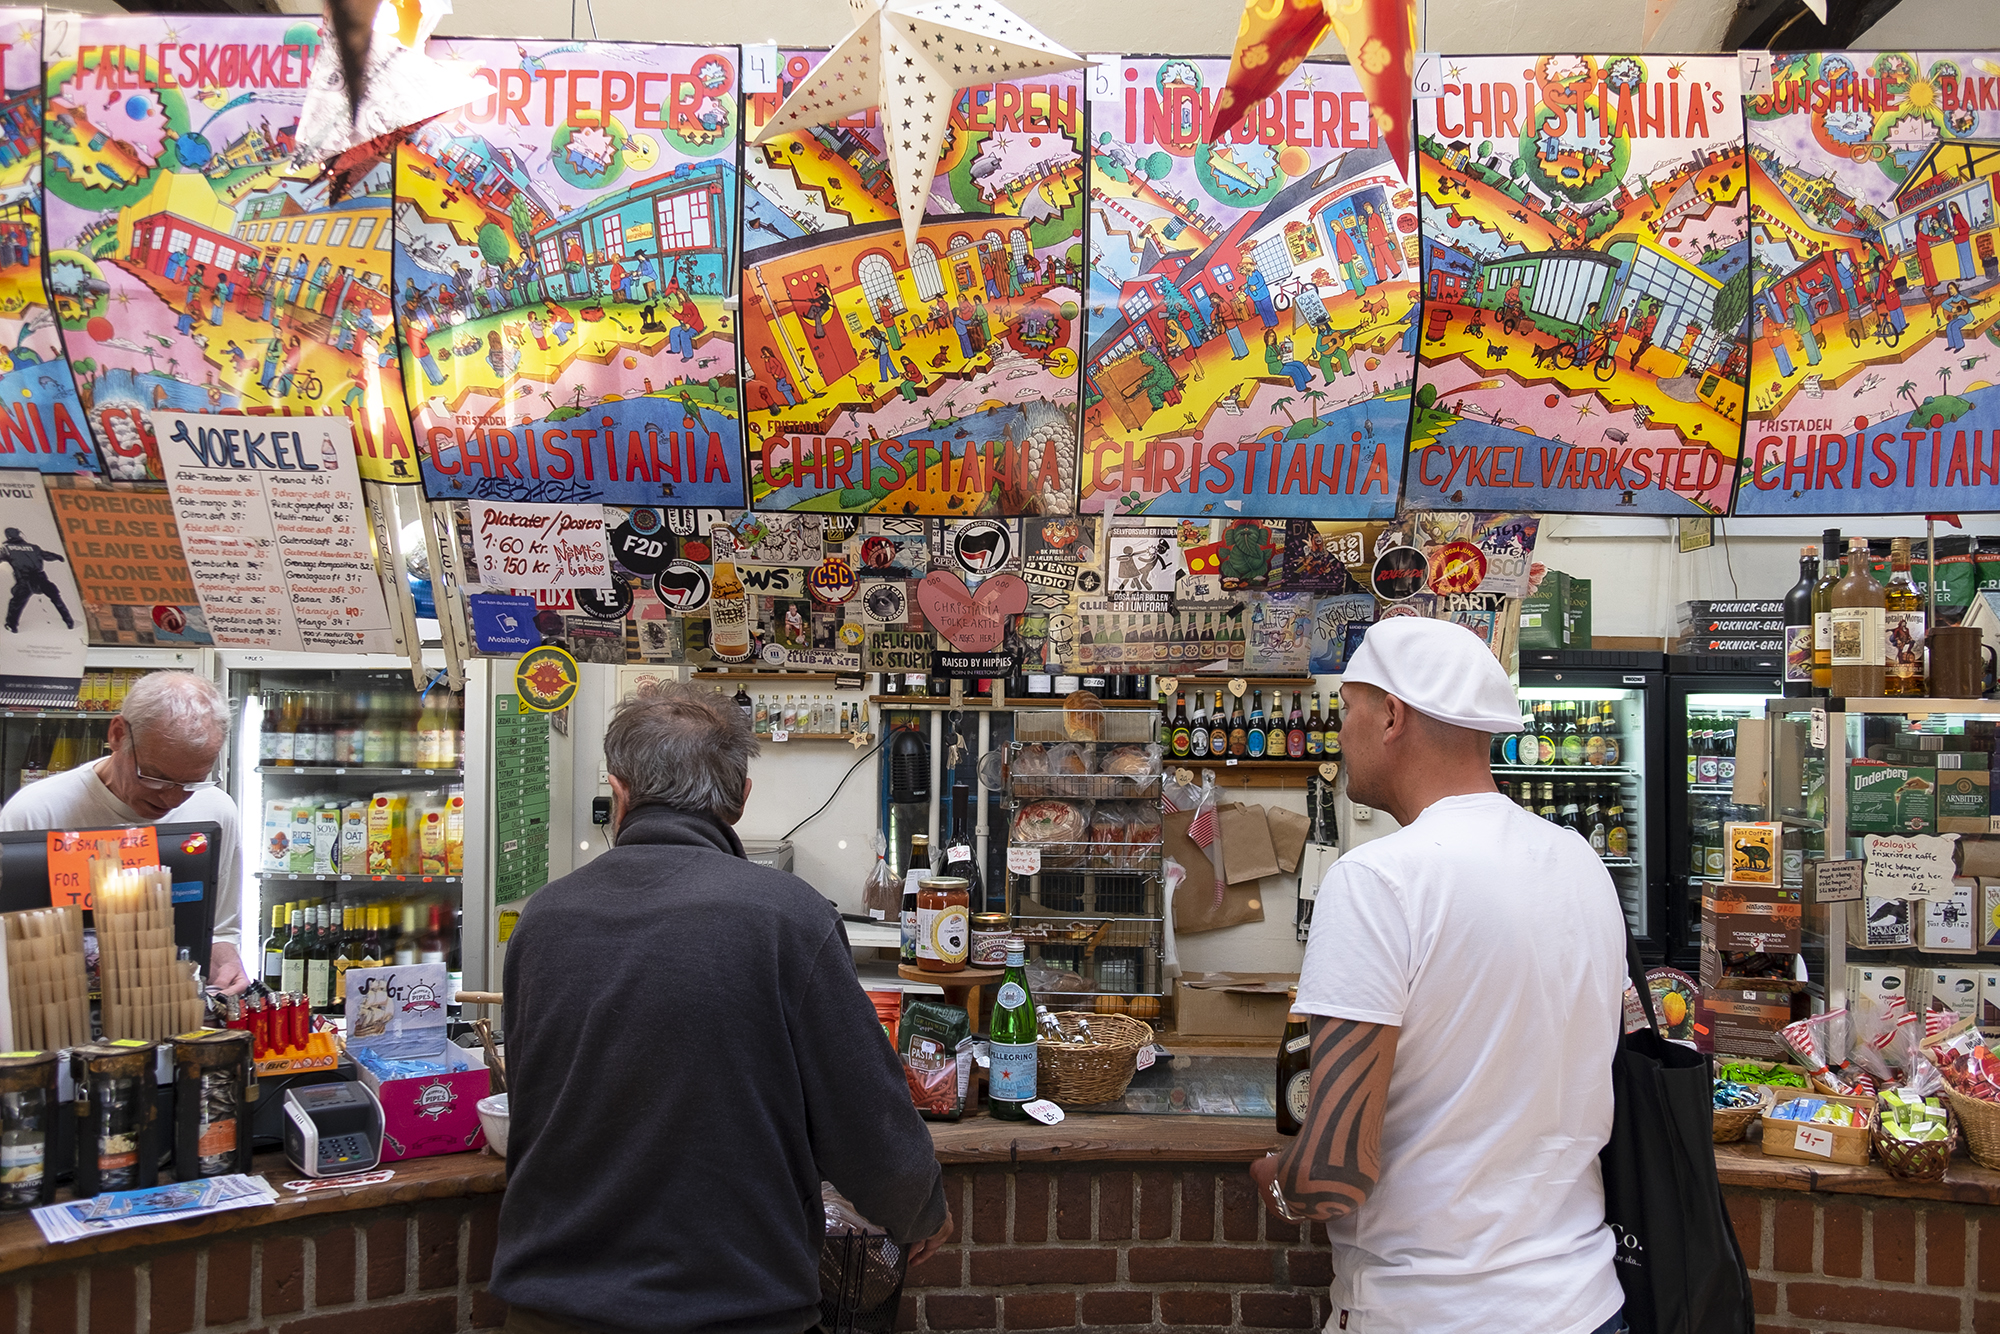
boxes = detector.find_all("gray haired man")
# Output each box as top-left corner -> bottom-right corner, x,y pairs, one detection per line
493,683 -> 952,1334
0,671 -> 247,991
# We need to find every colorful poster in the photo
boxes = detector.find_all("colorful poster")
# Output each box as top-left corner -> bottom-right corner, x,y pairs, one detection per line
1080,57 -> 1416,518
398,39 -> 745,508
153,411 -> 396,651
740,53 -> 1085,516
0,12 -> 97,478
0,470 -> 86,706
42,17 -> 420,483
1408,56 -> 1750,514
1737,52 -> 2000,515
42,480 -> 209,644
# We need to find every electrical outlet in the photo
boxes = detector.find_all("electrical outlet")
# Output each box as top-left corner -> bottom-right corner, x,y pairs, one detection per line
1352,804 -> 1373,821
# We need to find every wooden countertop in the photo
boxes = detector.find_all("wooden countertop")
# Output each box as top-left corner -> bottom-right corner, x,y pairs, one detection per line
4,1120 -> 1998,1274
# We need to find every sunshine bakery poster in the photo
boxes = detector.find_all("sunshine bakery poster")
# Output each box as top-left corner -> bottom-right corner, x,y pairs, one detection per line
1408,56 -> 1750,515
1737,52 -> 2000,514
42,16 -> 418,483
739,53 -> 1084,516
400,40 -> 745,508
0,10 -> 97,477
1079,57 -> 1417,519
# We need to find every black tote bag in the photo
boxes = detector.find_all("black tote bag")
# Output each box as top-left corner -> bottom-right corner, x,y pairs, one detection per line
1599,932 -> 1755,1334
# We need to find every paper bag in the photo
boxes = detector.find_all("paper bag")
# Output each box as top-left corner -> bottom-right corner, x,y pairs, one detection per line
1220,802 -> 1281,885
1167,809 -> 1266,934
1268,807 -> 1311,875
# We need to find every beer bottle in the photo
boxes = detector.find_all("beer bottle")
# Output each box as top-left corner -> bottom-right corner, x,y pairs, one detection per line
1264,696 -> 1287,760
1208,692 -> 1229,760
1537,781 -> 1558,824
1170,692 -> 1192,759
1536,703 -> 1558,766
1277,987 -> 1311,1136
1228,693 -> 1248,758
1189,693 -> 1210,759
1607,790 -> 1629,858
1582,703 -> 1604,767
1559,782 -> 1582,835
1559,702 -> 1585,767
988,937 -> 1039,1121
1246,691 -> 1267,759
1599,702 -> 1621,767
1286,692 -> 1306,759
1304,694 -> 1324,758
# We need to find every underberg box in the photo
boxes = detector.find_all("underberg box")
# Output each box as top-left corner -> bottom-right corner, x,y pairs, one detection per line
1174,973 -> 1299,1039
1847,763 -> 1935,834
342,963 -> 487,1162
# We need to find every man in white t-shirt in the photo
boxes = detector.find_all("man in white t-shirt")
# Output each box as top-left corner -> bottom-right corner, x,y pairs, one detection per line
1251,618 -> 1627,1334
0,672 -> 246,993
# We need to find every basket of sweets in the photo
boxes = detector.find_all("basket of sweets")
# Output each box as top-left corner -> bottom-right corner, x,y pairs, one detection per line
1037,1011 -> 1153,1108
1711,1081 -> 1775,1144
1918,1018 -> 2000,1170
1871,1089 -> 1957,1182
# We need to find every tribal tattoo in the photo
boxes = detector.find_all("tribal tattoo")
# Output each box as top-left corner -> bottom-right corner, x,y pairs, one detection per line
1267,1016 -> 1399,1223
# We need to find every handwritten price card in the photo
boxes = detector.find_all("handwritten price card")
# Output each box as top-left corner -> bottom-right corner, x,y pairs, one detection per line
45,828 -> 158,910
153,413 -> 395,653
469,502 -> 612,590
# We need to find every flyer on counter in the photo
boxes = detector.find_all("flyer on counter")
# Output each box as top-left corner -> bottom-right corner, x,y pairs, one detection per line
153,411 -> 397,651
32,1174 -> 278,1244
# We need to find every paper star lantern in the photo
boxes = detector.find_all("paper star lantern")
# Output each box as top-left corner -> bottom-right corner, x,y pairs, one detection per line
751,0 -> 1088,249
1208,0 -> 1417,169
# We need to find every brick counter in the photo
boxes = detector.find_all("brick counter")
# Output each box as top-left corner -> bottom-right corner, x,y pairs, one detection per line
9,1120 -> 2000,1333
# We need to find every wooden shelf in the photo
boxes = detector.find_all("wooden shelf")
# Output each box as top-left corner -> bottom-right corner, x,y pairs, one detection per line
696,670 -> 859,683
872,696 -> 1162,711
757,732 -> 874,743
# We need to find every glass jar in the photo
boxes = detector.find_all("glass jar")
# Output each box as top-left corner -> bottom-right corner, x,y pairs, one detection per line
970,913 -> 1012,966
915,876 -> 971,972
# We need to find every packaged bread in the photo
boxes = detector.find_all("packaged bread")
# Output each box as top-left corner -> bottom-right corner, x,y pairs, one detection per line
1011,799 -> 1089,846
1012,744 -> 1051,776
1102,745 -> 1160,778
1063,690 -> 1106,741
1089,803 -> 1133,865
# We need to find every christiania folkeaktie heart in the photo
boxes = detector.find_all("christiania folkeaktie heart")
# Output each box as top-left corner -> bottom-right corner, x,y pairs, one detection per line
916,571 -> 1029,653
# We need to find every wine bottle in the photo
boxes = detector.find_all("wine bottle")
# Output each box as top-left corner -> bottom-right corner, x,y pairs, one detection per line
360,906 -> 385,965
1884,536 -> 1926,697
394,905 -> 420,966
1276,987 -> 1310,1136
1782,544 -> 1818,697
1811,527 -> 1842,695
942,784 -> 984,908
280,907 -> 307,995
331,906 -> 360,1008
900,834 -> 930,965
1246,690 -> 1267,759
306,906 -> 334,1014
419,903 -> 448,963
988,937 -> 1039,1121
261,904 -> 288,992
1829,536 -> 1886,698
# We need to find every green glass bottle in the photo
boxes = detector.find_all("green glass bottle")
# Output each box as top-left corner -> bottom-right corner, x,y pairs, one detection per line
280,907 -> 307,996
988,936 -> 1038,1120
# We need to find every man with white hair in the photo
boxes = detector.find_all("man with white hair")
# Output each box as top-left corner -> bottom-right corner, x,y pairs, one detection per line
1251,617 -> 1627,1334
0,671 -> 247,993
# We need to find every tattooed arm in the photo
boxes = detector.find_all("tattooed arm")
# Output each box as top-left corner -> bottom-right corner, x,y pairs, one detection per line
1249,1016 -> 1400,1223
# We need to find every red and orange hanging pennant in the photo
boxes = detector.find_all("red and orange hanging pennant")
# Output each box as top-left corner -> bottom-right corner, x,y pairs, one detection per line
1209,0 -> 1418,169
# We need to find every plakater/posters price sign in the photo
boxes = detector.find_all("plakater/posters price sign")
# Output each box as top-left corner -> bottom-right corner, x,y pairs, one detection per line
1737,51 -> 2000,514
1079,57 -> 1415,519
1407,56 -> 1751,515
153,411 -> 396,651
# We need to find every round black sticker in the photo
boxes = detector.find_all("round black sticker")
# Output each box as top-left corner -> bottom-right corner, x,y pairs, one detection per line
610,521 -> 677,575
1369,546 -> 1428,602
653,560 -> 712,613
575,583 -> 634,621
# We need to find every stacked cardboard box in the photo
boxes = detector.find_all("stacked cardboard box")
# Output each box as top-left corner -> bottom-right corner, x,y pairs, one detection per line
1520,573 -> 1591,651
1673,600 -> 1785,656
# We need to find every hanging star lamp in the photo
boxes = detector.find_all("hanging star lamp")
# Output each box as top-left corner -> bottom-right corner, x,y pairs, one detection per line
1208,0 -> 1418,169
749,0 -> 1089,249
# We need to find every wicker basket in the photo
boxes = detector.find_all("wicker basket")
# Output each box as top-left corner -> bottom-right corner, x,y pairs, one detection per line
1712,1086 -> 1775,1144
1939,1086 -> 2000,1170
1870,1099 -> 1959,1183
1036,1012 -> 1154,1108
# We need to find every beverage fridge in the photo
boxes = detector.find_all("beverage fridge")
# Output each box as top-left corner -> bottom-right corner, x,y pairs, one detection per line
218,652 -> 499,1008
1665,654 -> 1785,967
2,648 -> 209,807
1500,651 -> 1670,959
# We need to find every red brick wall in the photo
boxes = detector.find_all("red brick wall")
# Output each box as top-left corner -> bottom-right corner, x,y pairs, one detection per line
4,1194 -> 505,1334
899,1164 -> 1332,1332
1726,1185 -> 2000,1334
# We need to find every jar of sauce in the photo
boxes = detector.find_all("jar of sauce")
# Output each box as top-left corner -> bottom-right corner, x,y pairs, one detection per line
969,913 -> 1011,966
915,876 -> 971,972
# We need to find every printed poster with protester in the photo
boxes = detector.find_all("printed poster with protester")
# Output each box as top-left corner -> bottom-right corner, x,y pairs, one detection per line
41,15 -> 419,484
1407,55 -> 1751,515
1080,57 -> 1417,519
0,470 -> 87,706
1737,51 -> 2000,514
399,39 -> 746,508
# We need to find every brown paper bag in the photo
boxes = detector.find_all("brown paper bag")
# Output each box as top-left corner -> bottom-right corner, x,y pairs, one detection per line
1167,809 -> 1266,933
1267,807 -> 1311,874
1220,802 -> 1281,885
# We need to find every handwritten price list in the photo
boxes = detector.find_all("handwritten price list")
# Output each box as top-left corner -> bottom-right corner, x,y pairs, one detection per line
153,413 -> 396,653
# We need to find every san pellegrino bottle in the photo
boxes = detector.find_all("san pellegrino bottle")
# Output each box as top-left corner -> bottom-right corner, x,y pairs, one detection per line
988,936 -> 1038,1120
1277,987 -> 1310,1136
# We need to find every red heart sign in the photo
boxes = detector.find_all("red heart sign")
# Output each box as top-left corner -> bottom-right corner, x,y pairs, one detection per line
916,572 -> 1029,653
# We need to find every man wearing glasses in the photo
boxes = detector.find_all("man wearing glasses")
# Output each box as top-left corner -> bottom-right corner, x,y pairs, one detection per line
0,672 -> 248,993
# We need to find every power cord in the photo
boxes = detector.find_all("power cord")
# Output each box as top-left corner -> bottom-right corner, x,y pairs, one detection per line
782,738 -> 884,840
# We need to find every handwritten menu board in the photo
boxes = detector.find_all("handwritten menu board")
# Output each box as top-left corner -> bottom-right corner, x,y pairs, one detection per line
151,413 -> 396,653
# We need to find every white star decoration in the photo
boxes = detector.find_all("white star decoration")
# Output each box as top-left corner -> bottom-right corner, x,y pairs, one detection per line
751,0 -> 1087,249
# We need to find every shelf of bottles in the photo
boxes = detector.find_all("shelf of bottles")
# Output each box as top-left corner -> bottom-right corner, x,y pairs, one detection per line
1005,709 -> 1167,1002
0,669 -> 161,806
233,669 -> 467,1016
1159,682 -> 1341,765
1683,695 -> 1772,943
1498,689 -> 1646,923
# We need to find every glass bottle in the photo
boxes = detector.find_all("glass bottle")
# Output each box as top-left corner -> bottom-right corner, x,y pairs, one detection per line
1276,986 -> 1310,1136
1245,690 -> 1267,759
1265,698 -> 1287,760
360,906 -> 385,965
1606,790 -> 1629,858
1782,545 -> 1819,697
1304,693 -> 1324,758
261,904 -> 288,992
709,560 -> 751,661
942,783 -> 985,911
394,905 -> 421,965
987,937 -> 1038,1121
280,908 -> 307,995
1883,536 -> 1926,696
306,906 -> 335,1014
1811,527 -> 1842,695
331,906 -> 360,1006
900,834 -> 930,965
363,689 -> 397,766
257,691 -> 281,766
1829,536 -> 1886,699
419,904 -> 448,963
1286,692 -> 1306,759
1209,691 -> 1229,759
1189,692 -> 1210,759
1599,701 -> 1622,768
1228,693 -> 1248,758
1170,692 -> 1191,759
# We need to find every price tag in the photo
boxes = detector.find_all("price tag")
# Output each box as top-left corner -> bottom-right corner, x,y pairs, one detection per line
1226,757 -> 1239,766
1007,846 -> 1042,876
45,828 -> 159,910
742,42 -> 780,92
1159,676 -> 1179,696
1135,1045 -> 1156,1071
947,844 -> 971,864
1228,677 -> 1248,698
1412,51 -> 1446,99
772,729 -> 789,743
1812,859 -> 1864,904
1810,708 -> 1827,751
1792,1124 -> 1835,1158
1022,1099 -> 1066,1125
1318,761 -> 1340,782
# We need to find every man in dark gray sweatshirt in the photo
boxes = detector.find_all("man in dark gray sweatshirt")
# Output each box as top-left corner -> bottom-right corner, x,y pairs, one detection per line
494,683 -> 952,1334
